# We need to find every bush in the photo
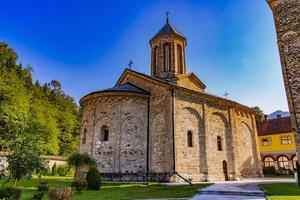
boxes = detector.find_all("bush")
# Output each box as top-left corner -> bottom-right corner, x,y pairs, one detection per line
263,166 -> 276,175
0,187 -> 22,200
51,163 -> 57,176
48,187 -> 72,200
57,164 -> 70,176
86,167 -> 101,190
67,153 -> 96,178
71,179 -> 88,193
30,191 -> 45,200
37,181 -> 49,192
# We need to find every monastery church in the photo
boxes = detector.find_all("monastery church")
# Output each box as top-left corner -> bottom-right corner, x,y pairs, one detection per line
79,17 -> 263,182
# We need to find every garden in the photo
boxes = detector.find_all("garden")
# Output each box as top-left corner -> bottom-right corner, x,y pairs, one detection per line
0,152 -> 211,200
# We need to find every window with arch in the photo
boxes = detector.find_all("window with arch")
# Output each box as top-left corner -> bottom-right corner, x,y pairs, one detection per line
163,43 -> 171,72
187,131 -> 193,147
292,156 -> 297,169
217,136 -> 223,151
177,44 -> 183,74
277,156 -> 289,169
100,125 -> 109,142
263,156 -> 274,167
153,46 -> 158,75
82,128 -> 87,144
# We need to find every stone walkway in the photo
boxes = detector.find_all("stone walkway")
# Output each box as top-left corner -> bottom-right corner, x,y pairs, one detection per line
190,178 -> 295,200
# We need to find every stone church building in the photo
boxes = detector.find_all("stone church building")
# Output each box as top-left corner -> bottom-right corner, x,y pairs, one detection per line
79,18 -> 263,182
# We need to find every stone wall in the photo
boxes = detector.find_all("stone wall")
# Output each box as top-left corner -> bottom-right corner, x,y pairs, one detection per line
234,112 -> 262,178
80,93 -> 148,174
173,89 -> 262,182
173,91 -> 205,182
267,0 -> 300,160
116,72 -> 175,173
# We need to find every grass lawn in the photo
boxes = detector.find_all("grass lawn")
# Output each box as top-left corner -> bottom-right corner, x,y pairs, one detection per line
0,176 -> 212,200
259,183 -> 300,200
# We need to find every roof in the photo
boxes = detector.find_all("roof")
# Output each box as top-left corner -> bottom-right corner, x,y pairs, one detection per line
80,82 -> 150,103
257,116 -> 293,136
116,69 -> 255,112
151,19 -> 185,41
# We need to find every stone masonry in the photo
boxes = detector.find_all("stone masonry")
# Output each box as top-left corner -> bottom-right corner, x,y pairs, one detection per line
79,17 -> 263,182
267,0 -> 300,161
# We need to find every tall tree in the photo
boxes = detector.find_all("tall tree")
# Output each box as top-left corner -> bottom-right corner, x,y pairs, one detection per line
0,42 -> 80,155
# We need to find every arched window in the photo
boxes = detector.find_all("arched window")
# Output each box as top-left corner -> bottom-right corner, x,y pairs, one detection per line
263,156 -> 274,167
292,156 -> 297,169
217,136 -> 222,151
100,125 -> 109,142
153,46 -> 158,75
163,43 -> 171,72
187,131 -> 193,147
277,156 -> 289,169
82,129 -> 87,144
177,44 -> 183,74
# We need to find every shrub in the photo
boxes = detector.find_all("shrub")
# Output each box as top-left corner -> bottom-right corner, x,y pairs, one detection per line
263,166 -> 276,175
57,164 -> 70,176
30,191 -> 45,200
86,167 -> 101,190
0,187 -> 22,200
67,153 -> 95,178
48,187 -> 72,200
37,181 -> 49,192
71,179 -> 88,193
51,163 -> 57,176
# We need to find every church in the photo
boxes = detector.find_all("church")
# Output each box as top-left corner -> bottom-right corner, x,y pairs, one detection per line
79,17 -> 263,182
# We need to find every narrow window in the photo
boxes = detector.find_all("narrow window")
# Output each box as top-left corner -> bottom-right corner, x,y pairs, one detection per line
177,44 -> 183,73
153,46 -> 158,75
82,129 -> 87,144
187,131 -> 193,147
163,43 -> 171,72
217,136 -> 222,151
100,125 -> 109,142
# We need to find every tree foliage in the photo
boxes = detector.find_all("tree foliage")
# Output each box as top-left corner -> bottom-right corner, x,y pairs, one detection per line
0,42 -> 80,156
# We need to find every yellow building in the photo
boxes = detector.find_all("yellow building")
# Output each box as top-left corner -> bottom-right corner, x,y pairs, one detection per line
257,116 -> 297,172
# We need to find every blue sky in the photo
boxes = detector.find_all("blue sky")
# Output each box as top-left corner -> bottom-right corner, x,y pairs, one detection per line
0,0 -> 288,114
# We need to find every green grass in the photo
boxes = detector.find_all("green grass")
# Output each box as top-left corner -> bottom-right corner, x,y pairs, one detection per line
260,183 -> 300,200
0,176 -> 211,200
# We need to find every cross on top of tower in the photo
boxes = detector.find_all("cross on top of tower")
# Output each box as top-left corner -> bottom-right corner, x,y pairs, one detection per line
166,11 -> 170,23
127,59 -> 133,70
223,91 -> 229,98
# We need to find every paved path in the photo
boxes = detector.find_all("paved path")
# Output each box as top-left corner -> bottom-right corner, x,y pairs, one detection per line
190,178 -> 295,200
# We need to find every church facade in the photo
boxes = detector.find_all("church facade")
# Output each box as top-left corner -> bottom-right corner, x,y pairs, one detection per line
79,18 -> 263,182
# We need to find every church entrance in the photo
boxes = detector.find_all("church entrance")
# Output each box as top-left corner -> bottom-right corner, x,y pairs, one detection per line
223,160 -> 229,181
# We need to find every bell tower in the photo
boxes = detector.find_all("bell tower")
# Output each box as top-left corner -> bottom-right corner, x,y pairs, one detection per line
150,15 -> 187,80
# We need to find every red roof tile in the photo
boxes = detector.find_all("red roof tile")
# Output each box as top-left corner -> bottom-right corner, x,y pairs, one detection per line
257,116 -> 293,136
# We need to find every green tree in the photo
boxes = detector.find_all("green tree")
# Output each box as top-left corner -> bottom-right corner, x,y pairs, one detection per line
0,42 -> 80,156
67,153 -> 95,178
6,133 -> 47,187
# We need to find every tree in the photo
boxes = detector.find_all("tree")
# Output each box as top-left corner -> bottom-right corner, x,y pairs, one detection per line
252,106 -> 265,122
67,153 -> 95,178
0,42 -> 80,156
6,133 -> 47,187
